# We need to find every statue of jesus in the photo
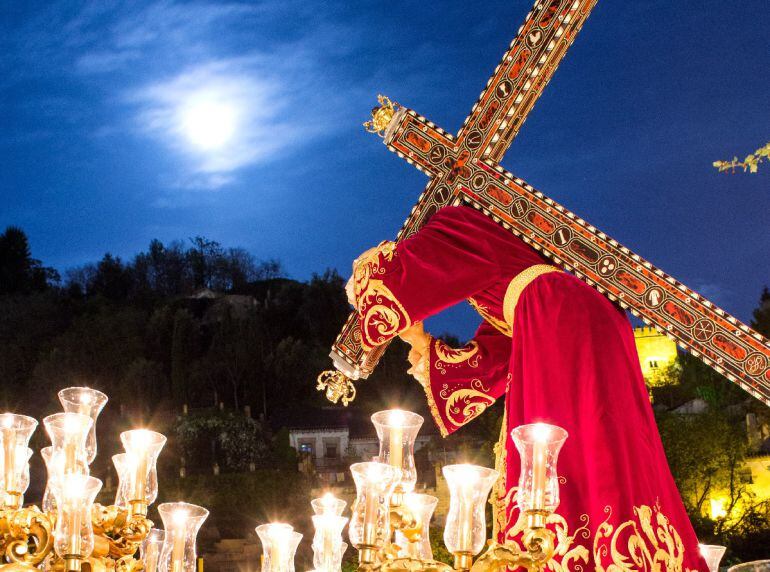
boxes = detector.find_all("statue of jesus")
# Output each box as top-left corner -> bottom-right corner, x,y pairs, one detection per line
347,205 -> 708,572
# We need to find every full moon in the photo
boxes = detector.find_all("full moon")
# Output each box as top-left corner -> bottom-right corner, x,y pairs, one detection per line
181,100 -> 237,150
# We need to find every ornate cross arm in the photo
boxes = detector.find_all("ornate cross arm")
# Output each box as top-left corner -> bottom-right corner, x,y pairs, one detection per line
318,0 -> 770,407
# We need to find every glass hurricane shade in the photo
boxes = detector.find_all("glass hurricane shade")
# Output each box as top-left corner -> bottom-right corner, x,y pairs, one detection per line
348,462 -> 399,550
699,544 -> 727,572
311,492 -> 347,516
158,502 -> 209,572
43,412 -> 92,477
511,422 -> 568,513
442,464 -> 499,556
311,514 -> 348,572
0,413 -> 38,507
49,474 -> 103,559
256,523 -> 303,572
58,387 -> 108,465
120,429 -> 166,508
394,493 -> 438,560
141,528 -> 166,572
371,409 -> 423,493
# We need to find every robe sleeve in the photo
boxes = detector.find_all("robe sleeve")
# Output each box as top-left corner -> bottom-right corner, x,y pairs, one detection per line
352,206 -> 506,350
412,321 -> 511,437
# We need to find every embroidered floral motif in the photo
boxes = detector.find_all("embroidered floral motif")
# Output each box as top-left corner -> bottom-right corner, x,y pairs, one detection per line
468,297 -> 512,337
441,378 -> 495,427
434,339 -> 481,375
358,280 -> 411,349
593,504 -> 697,572
353,240 -> 397,300
499,495 -> 591,572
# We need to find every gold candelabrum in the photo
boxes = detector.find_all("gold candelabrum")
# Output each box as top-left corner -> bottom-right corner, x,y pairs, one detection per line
257,410 -> 568,572
0,387 -> 208,572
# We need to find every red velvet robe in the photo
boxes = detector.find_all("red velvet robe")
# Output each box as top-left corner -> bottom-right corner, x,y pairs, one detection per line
352,205 -> 707,572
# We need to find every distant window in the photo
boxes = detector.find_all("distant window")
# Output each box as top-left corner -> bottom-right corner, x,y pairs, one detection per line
299,444 -> 312,453
739,469 -> 753,484
649,360 -> 659,369
326,445 -> 337,458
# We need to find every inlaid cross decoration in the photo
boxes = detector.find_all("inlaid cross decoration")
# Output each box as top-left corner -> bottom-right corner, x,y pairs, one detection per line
316,0 -> 770,407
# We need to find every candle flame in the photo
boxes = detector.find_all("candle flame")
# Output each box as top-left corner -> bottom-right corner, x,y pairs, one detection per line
531,423 -> 552,443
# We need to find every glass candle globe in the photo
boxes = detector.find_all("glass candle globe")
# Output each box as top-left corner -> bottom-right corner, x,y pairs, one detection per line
58,387 -> 108,465
699,544 -> 726,572
443,464 -> 499,557
158,502 -> 209,572
311,492 -> 347,516
43,413 -> 92,477
395,493 -> 438,560
511,423 -> 568,514
0,413 -> 38,509
311,514 -> 348,572
371,410 -> 423,493
256,523 -> 303,572
112,453 -> 129,508
349,462 -> 399,553
49,474 -> 103,562
141,528 -> 166,572
120,429 -> 166,514
40,446 -> 61,512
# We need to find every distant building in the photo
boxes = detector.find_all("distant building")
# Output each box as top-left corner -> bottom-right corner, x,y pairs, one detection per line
633,326 -> 678,383
286,407 -> 436,487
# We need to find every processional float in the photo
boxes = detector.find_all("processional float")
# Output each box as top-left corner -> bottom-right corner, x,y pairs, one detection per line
317,0 -> 770,408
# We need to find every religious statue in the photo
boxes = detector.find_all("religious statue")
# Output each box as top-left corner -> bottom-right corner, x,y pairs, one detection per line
346,206 -> 708,571
318,0 -> 770,569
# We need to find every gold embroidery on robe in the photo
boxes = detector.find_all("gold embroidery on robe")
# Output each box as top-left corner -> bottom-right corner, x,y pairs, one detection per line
500,498 -> 591,572
416,342 -> 448,437
353,240 -> 397,299
468,297 -> 513,337
358,279 -> 411,349
593,504 -> 697,572
434,339 -> 481,375
441,378 -> 495,427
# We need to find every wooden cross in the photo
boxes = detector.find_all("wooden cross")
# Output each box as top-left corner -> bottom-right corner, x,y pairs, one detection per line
317,0 -> 770,407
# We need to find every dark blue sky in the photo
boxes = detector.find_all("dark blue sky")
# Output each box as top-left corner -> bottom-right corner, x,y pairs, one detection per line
2,0 -> 768,339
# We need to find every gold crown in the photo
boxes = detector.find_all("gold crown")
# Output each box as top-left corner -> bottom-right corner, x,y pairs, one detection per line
363,94 -> 399,137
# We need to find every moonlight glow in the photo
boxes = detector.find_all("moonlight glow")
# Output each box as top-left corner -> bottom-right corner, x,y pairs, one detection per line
180,100 -> 237,150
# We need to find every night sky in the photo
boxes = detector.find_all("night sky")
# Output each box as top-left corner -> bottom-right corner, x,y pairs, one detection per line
2,0 -> 768,339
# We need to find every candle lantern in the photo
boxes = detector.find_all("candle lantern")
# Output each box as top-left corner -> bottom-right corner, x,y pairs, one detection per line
43,413 -> 92,477
371,410 -> 423,495
58,387 -> 108,465
112,453 -> 129,508
311,514 -> 348,572
699,544 -> 726,572
40,446 -> 59,513
0,413 -> 38,509
442,464 -> 499,570
348,461 -> 399,564
394,493 -> 438,560
311,492 -> 347,516
158,502 -> 209,572
256,523 -> 303,572
141,528 -> 166,572
49,474 -> 103,571
121,429 -> 166,515
511,423 -> 568,524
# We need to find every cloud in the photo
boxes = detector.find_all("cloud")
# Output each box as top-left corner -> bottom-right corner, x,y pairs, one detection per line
3,0 -> 363,192
130,58 -> 298,177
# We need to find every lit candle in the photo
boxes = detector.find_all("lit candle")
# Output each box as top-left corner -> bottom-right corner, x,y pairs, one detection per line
531,423 -> 551,511
131,431 -> 152,501
66,478 -> 84,558
171,509 -> 188,572
388,410 -> 404,470
363,466 -> 380,547
456,467 -> 476,553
